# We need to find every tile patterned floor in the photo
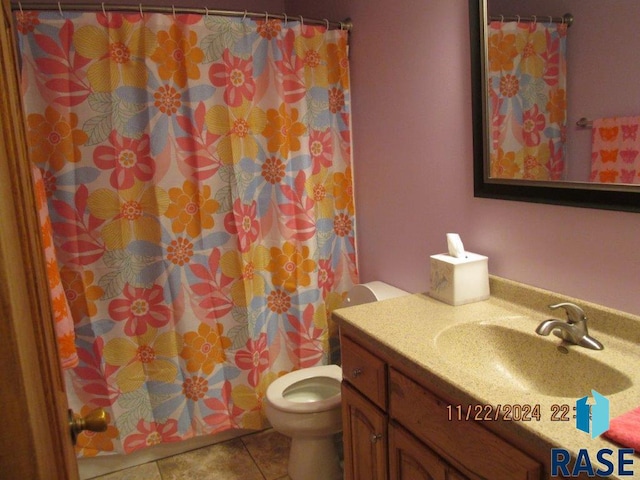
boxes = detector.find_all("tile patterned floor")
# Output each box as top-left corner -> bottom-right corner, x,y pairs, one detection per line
88,430 -> 291,480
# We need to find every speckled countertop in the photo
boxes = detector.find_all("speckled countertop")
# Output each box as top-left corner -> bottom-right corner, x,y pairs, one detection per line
333,275 -> 640,477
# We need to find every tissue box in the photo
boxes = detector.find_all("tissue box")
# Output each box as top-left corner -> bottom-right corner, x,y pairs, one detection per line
429,252 -> 489,306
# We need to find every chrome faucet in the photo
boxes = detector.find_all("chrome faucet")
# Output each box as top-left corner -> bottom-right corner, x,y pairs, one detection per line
535,302 -> 604,350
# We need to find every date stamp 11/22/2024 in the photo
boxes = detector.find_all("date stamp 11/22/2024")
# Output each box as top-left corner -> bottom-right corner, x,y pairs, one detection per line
447,403 -> 574,422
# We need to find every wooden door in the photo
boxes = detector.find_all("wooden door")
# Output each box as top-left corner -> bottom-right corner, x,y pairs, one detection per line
0,0 -> 79,478
342,382 -> 387,480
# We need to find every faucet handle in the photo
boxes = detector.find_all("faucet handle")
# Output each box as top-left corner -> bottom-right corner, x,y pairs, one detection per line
549,302 -> 587,324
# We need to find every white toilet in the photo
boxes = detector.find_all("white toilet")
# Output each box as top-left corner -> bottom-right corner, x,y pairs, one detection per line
264,364 -> 343,480
264,282 -> 409,480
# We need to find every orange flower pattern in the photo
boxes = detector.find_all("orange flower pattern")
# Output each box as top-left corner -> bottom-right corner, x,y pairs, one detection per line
19,12 -> 356,456
165,180 -> 220,238
181,323 -> 232,374
263,103 -> 307,158
267,241 -> 316,292
26,107 -> 87,171
152,25 -> 204,88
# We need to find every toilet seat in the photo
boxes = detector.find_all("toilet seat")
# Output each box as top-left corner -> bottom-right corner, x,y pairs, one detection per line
266,364 -> 342,413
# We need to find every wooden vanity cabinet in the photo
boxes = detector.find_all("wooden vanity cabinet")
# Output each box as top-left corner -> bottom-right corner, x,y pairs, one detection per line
340,330 -> 542,480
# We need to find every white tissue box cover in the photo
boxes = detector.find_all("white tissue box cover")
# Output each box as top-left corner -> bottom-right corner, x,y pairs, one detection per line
429,252 -> 489,306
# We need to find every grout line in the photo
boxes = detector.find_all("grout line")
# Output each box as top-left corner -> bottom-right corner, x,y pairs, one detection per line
232,428 -> 274,479
240,434 -> 268,480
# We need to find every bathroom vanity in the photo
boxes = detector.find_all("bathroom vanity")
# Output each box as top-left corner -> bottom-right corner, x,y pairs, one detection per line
334,276 -> 640,479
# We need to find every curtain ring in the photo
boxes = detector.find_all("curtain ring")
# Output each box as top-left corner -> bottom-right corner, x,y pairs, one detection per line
139,4 -> 144,19
57,1 -> 63,17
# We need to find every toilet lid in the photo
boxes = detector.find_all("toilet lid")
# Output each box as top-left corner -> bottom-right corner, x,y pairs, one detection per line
266,364 -> 342,413
344,284 -> 378,307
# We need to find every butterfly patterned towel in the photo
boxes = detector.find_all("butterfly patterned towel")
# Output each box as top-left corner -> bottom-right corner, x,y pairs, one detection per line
590,116 -> 640,184
32,166 -> 78,370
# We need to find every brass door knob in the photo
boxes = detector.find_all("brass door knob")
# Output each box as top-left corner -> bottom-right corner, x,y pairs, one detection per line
68,408 -> 108,445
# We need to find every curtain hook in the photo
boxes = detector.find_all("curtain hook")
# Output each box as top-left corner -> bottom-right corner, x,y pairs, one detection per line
265,11 -> 268,22
57,1 -> 63,17
242,10 -> 247,21
499,14 -> 504,23
172,4 -> 176,19
101,2 -> 106,17
283,13 -> 288,26
516,15 -> 520,23
532,15 -> 537,24
204,6 -> 208,17
324,18 -> 329,30
299,15 -> 303,27
139,3 -> 144,20
18,1 -> 23,14
548,15 -> 553,24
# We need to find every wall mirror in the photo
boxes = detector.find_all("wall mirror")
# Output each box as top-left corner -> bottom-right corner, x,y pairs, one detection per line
470,0 -> 640,212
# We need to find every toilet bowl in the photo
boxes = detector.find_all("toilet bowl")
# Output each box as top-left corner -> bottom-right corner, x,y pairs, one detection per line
264,364 -> 343,480
264,282 -> 409,480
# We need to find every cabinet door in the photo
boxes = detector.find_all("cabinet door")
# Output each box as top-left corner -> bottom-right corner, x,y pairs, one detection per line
342,382 -> 387,480
389,422 -> 446,480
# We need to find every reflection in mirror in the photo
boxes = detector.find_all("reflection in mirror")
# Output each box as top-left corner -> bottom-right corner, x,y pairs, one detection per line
470,0 -> 640,212
486,13 -> 569,182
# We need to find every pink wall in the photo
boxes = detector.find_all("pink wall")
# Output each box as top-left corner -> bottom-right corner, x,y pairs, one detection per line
286,0 -> 640,315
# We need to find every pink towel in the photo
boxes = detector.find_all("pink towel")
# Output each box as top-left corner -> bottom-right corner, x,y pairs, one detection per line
590,116 -> 640,184
603,406 -> 640,451
32,166 -> 78,370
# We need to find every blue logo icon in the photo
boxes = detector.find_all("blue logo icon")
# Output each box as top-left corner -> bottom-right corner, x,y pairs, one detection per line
575,390 -> 609,438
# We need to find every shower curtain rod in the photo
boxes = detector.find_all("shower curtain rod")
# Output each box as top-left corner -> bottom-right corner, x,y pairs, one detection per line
489,12 -> 573,26
10,2 -> 353,31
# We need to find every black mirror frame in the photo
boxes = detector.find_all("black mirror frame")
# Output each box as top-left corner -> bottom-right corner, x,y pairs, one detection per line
469,0 -> 640,213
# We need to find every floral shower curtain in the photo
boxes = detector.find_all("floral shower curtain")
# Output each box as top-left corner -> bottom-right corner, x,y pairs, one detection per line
16,9 -> 356,456
487,20 -> 567,180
